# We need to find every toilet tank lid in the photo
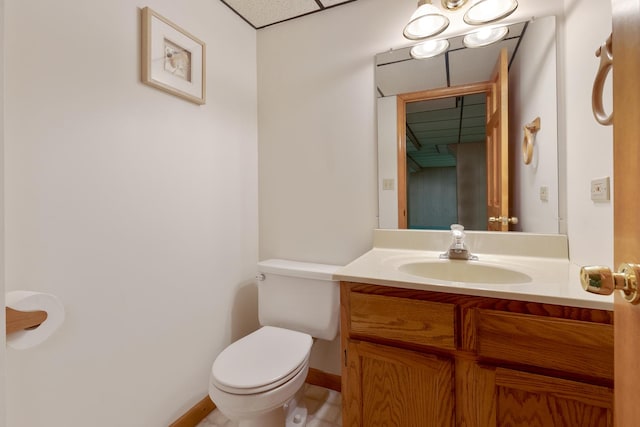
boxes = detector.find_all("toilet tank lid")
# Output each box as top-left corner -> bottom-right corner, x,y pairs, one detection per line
258,259 -> 342,281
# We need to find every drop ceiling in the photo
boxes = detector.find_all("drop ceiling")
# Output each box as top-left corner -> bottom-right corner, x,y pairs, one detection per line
220,0 -> 359,29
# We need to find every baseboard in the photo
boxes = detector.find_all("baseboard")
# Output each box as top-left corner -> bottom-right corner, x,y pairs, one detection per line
306,367 -> 342,392
168,395 -> 216,427
169,369 -> 341,427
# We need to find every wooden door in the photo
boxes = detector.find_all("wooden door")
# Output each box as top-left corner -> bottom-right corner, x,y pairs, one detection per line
612,0 -> 640,425
343,340 -> 454,427
486,48 -> 509,231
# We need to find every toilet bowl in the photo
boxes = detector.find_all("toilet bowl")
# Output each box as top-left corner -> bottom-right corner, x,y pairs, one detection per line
208,259 -> 341,427
209,326 -> 311,426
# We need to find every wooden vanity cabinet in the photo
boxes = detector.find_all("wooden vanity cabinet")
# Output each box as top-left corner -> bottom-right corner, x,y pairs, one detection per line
341,282 -> 614,427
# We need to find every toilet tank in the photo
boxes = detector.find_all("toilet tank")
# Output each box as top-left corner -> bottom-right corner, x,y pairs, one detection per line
257,259 -> 341,341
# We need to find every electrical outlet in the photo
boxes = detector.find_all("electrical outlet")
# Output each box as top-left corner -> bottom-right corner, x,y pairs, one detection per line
591,177 -> 610,202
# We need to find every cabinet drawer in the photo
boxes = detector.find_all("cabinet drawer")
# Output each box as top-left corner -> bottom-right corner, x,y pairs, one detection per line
475,310 -> 613,380
349,292 -> 456,350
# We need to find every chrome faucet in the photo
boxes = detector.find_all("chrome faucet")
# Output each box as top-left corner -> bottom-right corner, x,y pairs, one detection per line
440,224 -> 478,260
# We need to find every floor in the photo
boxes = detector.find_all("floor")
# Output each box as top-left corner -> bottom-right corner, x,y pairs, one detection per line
197,384 -> 342,427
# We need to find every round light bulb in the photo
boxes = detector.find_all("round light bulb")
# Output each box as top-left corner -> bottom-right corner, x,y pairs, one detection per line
464,0 -> 518,25
404,2 -> 450,40
463,26 -> 509,48
410,39 -> 450,59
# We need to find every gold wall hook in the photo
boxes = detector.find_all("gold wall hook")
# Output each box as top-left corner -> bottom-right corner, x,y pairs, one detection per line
592,34 -> 613,126
522,117 -> 540,165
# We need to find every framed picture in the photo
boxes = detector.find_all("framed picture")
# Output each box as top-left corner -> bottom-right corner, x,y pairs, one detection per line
141,7 -> 206,105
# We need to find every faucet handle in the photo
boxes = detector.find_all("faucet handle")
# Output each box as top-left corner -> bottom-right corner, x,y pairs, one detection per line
450,224 -> 465,237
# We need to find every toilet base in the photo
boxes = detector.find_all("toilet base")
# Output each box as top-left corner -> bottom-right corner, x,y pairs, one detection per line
235,406 -> 285,427
285,404 -> 308,427
232,399 -> 307,427
231,390 -> 308,427
285,387 -> 308,427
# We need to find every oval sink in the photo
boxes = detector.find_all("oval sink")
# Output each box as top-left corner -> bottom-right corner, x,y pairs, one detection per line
399,261 -> 532,284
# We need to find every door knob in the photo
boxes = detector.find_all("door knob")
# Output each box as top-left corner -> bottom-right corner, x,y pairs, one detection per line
580,263 -> 640,304
488,216 -> 519,225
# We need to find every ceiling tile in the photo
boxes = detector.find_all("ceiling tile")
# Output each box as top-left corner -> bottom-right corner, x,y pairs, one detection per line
224,0 -> 320,28
320,0 -> 355,6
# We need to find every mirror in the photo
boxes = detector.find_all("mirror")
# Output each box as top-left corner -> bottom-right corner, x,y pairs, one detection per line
376,16 -> 560,234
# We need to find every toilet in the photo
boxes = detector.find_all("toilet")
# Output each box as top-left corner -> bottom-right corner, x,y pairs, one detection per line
209,259 -> 341,427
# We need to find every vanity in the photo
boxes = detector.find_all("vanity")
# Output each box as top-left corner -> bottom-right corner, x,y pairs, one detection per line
334,230 -> 614,427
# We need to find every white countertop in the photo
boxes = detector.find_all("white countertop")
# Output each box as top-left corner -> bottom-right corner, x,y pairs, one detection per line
333,229 -> 613,311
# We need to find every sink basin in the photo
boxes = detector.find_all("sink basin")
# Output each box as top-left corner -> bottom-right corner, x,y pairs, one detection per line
398,260 -> 532,284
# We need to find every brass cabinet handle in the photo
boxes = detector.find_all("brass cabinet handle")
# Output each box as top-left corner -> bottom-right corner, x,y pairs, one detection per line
592,34 -> 613,126
489,216 -> 519,225
580,263 -> 640,304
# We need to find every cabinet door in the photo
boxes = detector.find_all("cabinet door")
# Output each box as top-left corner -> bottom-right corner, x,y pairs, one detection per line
490,368 -> 613,427
343,340 -> 454,427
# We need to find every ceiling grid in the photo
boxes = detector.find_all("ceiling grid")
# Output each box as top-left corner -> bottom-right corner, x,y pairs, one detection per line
220,0 -> 358,29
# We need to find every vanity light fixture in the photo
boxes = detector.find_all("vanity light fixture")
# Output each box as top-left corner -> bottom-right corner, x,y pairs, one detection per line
403,0 -> 450,40
441,0 -> 468,10
411,38 -> 450,59
463,0 -> 518,25
463,25 -> 509,48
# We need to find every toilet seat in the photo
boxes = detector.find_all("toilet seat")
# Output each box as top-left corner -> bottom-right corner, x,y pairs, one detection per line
211,326 -> 312,395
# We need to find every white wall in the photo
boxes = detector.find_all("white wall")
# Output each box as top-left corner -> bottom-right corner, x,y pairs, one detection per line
560,0 -> 613,266
377,96 -> 399,229
510,16 -> 560,234
4,1 -> 258,425
257,0 -> 411,375
257,0 -> 405,267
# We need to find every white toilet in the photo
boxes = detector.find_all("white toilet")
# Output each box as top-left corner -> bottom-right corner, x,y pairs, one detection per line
209,259 -> 341,427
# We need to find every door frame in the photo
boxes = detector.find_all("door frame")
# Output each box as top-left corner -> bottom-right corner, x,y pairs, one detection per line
396,82 -> 491,229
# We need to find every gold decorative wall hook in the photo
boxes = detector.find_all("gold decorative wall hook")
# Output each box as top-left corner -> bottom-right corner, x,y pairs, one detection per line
592,34 -> 613,126
522,117 -> 540,165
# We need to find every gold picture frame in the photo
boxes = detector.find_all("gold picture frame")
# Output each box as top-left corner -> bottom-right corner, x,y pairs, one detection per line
141,7 -> 206,105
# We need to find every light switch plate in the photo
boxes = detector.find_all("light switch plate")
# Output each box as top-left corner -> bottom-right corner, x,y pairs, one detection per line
591,177 -> 610,202
382,178 -> 395,191
539,186 -> 549,201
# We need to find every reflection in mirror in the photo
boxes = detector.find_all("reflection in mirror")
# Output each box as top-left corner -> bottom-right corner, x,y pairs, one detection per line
376,16 -> 560,234
405,93 -> 488,230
